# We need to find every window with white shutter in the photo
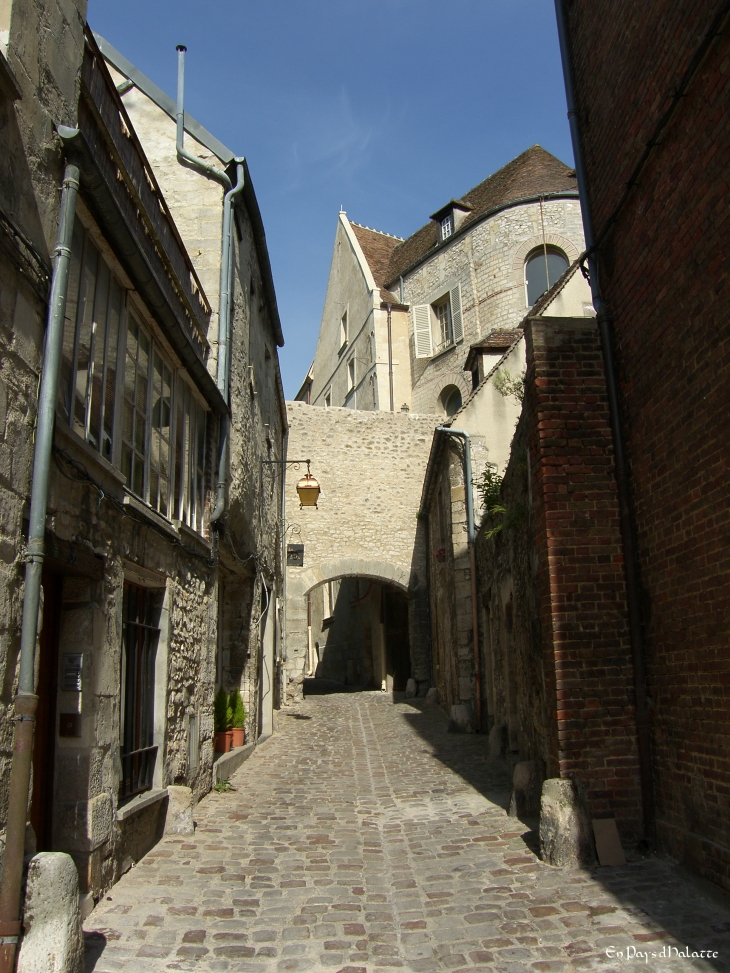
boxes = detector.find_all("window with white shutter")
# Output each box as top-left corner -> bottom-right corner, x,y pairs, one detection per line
412,305 -> 433,358
450,283 -> 463,343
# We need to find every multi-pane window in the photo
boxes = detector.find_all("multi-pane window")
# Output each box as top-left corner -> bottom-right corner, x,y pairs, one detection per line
58,217 -> 209,533
440,214 -> 453,241
173,381 -> 206,532
120,582 -> 161,799
435,299 -> 453,349
411,283 -> 464,359
59,220 -> 123,461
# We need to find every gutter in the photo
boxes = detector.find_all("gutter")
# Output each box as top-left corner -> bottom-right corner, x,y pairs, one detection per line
554,0 -> 655,845
0,161 -> 80,973
384,190 -> 579,290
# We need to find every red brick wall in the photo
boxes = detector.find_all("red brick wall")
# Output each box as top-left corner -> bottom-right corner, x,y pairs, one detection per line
565,1 -> 730,889
525,317 -> 643,842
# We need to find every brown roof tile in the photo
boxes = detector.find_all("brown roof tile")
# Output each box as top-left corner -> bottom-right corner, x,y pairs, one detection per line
349,223 -> 403,288
384,146 -> 577,286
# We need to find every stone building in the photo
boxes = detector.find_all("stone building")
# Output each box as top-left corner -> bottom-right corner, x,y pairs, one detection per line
0,0 -> 284,913
288,147 -> 588,703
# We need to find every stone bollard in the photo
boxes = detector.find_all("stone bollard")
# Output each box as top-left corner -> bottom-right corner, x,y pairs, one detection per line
488,723 -> 508,758
508,760 -> 544,817
17,852 -> 83,973
539,778 -> 595,867
424,687 -> 439,705
448,703 -> 476,733
405,678 -> 417,698
164,785 -> 194,835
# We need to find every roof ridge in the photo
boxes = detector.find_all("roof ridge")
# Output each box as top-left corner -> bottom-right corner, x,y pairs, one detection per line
350,221 -> 404,241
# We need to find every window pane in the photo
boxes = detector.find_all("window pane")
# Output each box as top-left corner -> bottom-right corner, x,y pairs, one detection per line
174,396 -> 184,521
72,239 -> 99,438
87,260 -> 110,450
526,249 -> 569,305
102,279 -> 122,460
58,220 -> 84,422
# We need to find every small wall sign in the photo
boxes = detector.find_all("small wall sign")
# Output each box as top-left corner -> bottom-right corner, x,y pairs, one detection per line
62,653 -> 83,692
287,544 -> 304,567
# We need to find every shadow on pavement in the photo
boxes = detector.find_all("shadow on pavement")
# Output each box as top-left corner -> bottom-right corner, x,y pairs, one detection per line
84,930 -> 106,972
303,677 -> 379,696
393,695 -> 730,972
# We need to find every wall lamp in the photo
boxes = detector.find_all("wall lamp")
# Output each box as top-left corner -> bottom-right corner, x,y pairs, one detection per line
262,458 -> 321,508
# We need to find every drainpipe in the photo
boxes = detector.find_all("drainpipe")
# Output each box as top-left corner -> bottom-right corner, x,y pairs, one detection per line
435,426 -> 482,732
175,46 -> 231,191
176,44 -> 244,524
554,0 -> 655,845
386,303 -> 394,412
0,159 -> 80,973
210,161 -> 245,524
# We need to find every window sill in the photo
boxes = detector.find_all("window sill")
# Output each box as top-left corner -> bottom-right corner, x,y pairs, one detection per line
430,341 -> 459,363
54,419 -> 127,490
123,492 -> 180,540
116,788 -> 167,822
173,520 -> 212,553
338,340 -> 348,356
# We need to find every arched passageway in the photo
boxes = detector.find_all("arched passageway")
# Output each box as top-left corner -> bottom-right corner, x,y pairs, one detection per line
304,577 -> 411,693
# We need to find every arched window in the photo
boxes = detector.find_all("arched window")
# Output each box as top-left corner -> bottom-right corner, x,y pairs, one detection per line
441,385 -> 462,417
525,247 -> 569,306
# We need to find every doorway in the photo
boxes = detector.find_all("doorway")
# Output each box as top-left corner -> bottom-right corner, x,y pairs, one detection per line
382,586 -> 411,691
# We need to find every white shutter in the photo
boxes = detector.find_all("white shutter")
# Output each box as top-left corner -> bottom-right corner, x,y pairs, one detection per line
412,305 -> 433,358
450,283 -> 463,343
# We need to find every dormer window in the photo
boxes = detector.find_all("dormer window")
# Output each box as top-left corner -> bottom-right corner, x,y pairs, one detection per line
431,199 -> 472,244
440,214 -> 453,241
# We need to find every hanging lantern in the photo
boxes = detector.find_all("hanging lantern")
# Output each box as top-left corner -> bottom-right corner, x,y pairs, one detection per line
296,463 -> 320,508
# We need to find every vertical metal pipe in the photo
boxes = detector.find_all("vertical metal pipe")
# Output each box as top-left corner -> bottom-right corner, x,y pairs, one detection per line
386,303 -> 394,412
554,0 -> 655,844
436,427 -> 482,731
0,161 -> 80,972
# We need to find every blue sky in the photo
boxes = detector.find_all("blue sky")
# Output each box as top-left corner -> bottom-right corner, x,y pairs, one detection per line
89,0 -> 574,397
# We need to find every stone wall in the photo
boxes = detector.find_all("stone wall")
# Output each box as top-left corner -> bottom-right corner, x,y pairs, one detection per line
403,199 -> 586,416
284,401 -> 440,696
565,0 -> 730,892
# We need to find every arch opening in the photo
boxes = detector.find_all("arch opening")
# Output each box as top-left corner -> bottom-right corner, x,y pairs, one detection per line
525,246 -> 569,306
304,576 -> 411,694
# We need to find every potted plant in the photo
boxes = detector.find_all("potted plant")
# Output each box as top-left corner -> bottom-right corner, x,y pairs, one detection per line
229,688 -> 246,747
214,686 -> 232,754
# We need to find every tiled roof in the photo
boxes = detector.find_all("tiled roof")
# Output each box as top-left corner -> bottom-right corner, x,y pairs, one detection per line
350,223 -> 403,288
384,146 -> 578,286
464,329 -> 523,371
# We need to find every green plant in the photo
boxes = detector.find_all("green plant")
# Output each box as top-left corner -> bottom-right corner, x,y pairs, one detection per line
214,778 -> 235,793
493,368 -> 525,403
214,686 -> 232,733
474,464 -> 525,540
229,688 -> 246,729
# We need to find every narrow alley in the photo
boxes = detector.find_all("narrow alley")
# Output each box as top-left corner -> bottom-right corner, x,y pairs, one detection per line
84,693 -> 730,973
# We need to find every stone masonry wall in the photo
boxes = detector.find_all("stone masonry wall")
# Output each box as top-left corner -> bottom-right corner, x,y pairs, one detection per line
284,401 -> 440,696
566,0 -> 730,891
404,199 -> 585,416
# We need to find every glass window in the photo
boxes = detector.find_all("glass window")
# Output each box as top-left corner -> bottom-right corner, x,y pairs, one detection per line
441,214 -> 453,240
525,247 -> 569,306
434,298 -> 453,349
441,385 -> 462,417
121,313 -> 150,499
174,380 -> 207,532
120,582 -> 161,800
58,219 -> 123,461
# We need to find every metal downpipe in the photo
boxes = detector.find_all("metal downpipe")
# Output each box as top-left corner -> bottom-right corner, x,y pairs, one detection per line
0,161 -> 80,972
436,427 -> 482,732
554,0 -> 655,845
175,46 -> 231,191
210,161 -> 245,525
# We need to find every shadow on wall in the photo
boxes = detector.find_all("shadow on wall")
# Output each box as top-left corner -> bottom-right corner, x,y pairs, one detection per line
394,697 -> 730,972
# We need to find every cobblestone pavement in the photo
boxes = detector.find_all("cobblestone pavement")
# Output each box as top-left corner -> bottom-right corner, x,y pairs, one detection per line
85,692 -> 730,973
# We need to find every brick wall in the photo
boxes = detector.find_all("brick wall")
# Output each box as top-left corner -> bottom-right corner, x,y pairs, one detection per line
565,0 -> 730,890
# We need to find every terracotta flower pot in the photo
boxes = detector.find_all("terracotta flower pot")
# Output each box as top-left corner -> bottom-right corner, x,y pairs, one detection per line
231,727 -> 245,748
214,730 -> 230,754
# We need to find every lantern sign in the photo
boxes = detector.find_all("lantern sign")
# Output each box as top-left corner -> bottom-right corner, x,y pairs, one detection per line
296,462 -> 321,508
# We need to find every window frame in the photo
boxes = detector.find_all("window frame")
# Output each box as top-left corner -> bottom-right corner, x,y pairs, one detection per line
524,245 -> 569,307
411,282 -> 464,359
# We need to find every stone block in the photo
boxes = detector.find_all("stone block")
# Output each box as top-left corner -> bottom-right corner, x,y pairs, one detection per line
488,723 -> 508,758
164,785 -> 194,835
17,852 -> 83,973
539,778 -> 595,867
448,702 -> 476,733
508,759 -> 544,818
405,678 -> 416,698
424,687 -> 439,705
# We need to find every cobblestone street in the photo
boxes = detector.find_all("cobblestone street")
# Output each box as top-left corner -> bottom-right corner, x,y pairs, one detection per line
85,693 -> 730,973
